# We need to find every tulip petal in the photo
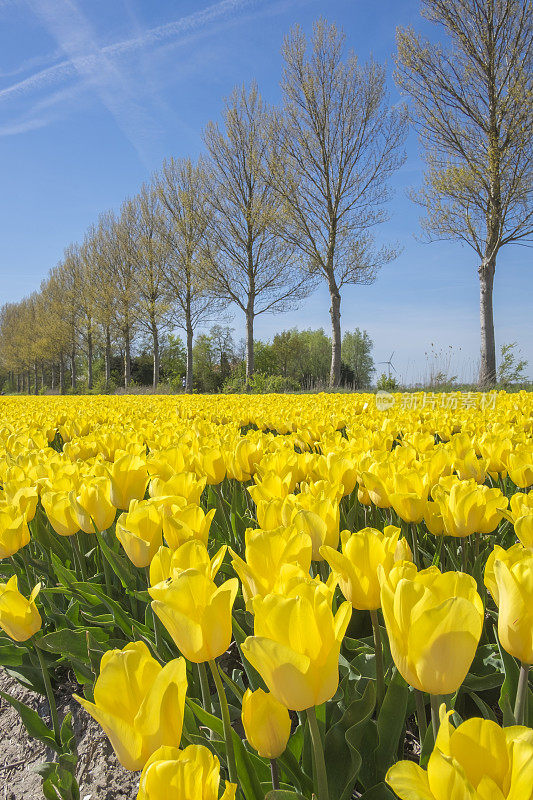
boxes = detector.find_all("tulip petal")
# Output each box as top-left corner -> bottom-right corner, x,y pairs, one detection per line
386,759 -> 434,799
241,635 -> 314,711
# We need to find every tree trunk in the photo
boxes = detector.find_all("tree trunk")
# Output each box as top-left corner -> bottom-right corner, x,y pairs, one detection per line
59,354 -> 65,395
105,326 -> 112,385
328,283 -> 342,388
124,328 -> 131,388
41,362 -> 45,391
87,329 -> 93,390
152,325 -> 159,390
185,324 -> 193,392
51,364 -> 55,391
478,259 -> 496,387
71,348 -> 76,390
34,362 -> 39,395
245,306 -> 254,385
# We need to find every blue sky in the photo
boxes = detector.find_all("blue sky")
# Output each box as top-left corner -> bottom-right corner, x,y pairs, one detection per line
0,0 -> 531,382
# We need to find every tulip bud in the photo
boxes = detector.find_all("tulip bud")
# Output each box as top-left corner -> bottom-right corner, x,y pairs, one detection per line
74,641 -> 187,771
108,453 -> 149,510
242,688 -> 291,758
116,499 -> 163,568
42,490 -> 81,536
0,576 -> 42,641
137,744 -> 236,800
75,477 -> 116,532
387,706 -> 533,800
149,570 -> 238,663
0,509 -> 30,559
379,562 -> 483,695
242,581 -> 351,711
321,526 -> 411,610
485,545 -> 533,664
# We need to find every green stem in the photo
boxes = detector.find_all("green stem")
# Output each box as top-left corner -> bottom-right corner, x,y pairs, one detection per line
71,533 -> 87,581
306,706 -> 329,800
145,567 -> 162,655
270,758 -> 280,790
430,694 -> 442,742
514,662 -> 530,725
461,538 -> 467,573
215,485 -> 233,545
101,529 -> 114,597
370,609 -> 385,709
34,643 -> 60,746
209,659 -> 238,786
410,523 -> 420,568
414,689 -> 427,751
198,662 -> 212,715
14,552 -> 33,594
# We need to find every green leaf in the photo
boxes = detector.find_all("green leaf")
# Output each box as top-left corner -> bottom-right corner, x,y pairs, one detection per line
375,669 -> 409,781
36,627 -> 108,663
358,782 -> 396,799
95,529 -> 136,588
264,792 -> 307,800
325,681 -> 375,800
0,688 -> 59,752
187,699 -> 264,800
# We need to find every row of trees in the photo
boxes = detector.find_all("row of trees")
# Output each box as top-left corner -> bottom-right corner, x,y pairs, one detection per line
0,20 -> 404,393
1,1 -> 531,391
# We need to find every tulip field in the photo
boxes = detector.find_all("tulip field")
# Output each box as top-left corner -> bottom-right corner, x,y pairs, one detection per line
0,390 -> 532,800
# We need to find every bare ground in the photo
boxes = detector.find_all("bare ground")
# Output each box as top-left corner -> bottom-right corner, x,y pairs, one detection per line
0,669 -> 138,800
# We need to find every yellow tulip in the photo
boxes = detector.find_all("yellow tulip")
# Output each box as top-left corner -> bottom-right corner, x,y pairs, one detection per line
318,452 -> 358,496
149,569 -> 238,663
455,448 -> 488,483
360,468 -> 392,509
379,562 -> 483,694
255,498 -> 285,530
149,541 -> 226,586
507,447 -> 533,489
434,479 -> 486,537
108,453 -> 149,510
0,576 -> 42,641
195,446 -> 226,485
321,526 -> 411,610
162,504 -> 216,550
230,525 -> 312,607
41,490 -> 81,536
506,491 -> 533,548
115,499 -> 163,568
241,688 -> 291,758
389,470 -> 429,524
282,493 -> 340,560
0,509 -> 30,559
74,641 -> 187,771
247,472 -> 293,504
387,705 -> 533,800
241,581 -> 351,711
2,483 -> 38,521
424,501 -> 444,536
136,744 -> 236,800
229,437 -> 263,481
149,473 -> 206,505
74,477 -> 116,532
485,544 -> 533,664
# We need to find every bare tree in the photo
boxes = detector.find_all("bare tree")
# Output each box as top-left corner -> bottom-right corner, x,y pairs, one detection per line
396,0 -> 533,386
273,19 -> 407,387
155,157 -> 218,391
130,184 -> 172,389
204,82 -> 309,382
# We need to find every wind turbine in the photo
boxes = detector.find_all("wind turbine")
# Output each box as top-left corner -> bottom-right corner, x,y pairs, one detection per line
378,352 -> 396,379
